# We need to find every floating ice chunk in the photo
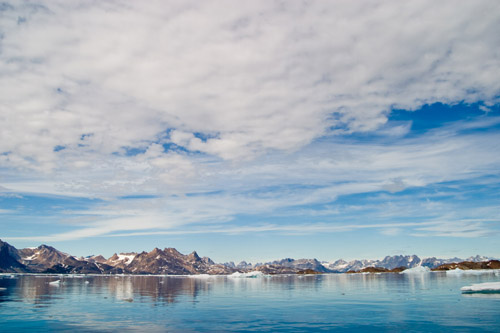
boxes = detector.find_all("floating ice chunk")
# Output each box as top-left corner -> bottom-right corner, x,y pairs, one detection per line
400,266 -> 430,274
461,282 -> 500,293
229,271 -> 265,278
0,287 -> 6,291
446,268 -> 465,275
85,281 -> 90,284
49,280 -> 61,286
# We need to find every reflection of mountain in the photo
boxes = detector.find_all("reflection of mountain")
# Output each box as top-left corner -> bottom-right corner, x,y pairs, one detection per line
0,276 -> 214,306
0,275 -> 65,305
107,276 -> 213,303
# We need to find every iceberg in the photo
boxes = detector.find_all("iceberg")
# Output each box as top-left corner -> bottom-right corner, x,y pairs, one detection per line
49,280 -> 61,286
400,266 -> 430,274
229,271 -> 265,278
0,287 -> 6,291
461,282 -> 500,293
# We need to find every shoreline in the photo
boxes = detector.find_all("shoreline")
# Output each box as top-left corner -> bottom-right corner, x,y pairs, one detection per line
2,268 -> 500,278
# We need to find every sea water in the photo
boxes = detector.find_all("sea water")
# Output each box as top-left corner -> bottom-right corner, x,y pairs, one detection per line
1,271 -> 499,332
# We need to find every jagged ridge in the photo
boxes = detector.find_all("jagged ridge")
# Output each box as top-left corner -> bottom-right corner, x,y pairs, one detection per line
0,239 -> 497,275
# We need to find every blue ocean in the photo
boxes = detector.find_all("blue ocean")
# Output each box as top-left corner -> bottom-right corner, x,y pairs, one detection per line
1,271 -> 499,332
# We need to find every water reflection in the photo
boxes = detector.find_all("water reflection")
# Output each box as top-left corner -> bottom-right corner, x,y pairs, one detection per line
462,293 -> 500,299
0,274 -> 223,307
1,272 -> 499,332
0,273 -> 455,306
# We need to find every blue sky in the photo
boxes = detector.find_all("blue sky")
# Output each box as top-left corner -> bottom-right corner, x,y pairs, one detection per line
1,1 -> 499,263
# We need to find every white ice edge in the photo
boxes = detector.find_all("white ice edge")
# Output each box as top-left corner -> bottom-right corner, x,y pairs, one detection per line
461,282 -> 500,292
188,274 -> 212,278
229,271 -> 267,278
400,266 -> 431,274
446,268 -> 500,275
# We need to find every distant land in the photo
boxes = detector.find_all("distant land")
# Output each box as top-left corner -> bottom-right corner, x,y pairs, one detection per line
1,239 -> 498,275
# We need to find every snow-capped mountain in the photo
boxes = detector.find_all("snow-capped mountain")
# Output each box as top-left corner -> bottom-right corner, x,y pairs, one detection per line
325,254 -> 495,272
268,258 -> 331,273
125,248 -> 233,275
18,245 -> 70,272
0,238 -> 497,275
105,252 -> 137,268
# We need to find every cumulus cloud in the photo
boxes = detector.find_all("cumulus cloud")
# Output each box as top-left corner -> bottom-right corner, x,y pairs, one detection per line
1,0 -> 499,171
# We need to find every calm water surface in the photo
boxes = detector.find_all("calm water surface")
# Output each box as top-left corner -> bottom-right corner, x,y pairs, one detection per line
1,272 -> 499,332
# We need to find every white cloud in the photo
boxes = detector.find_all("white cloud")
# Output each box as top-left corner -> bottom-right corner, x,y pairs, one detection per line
412,220 -> 496,238
1,1 -> 500,242
1,0 -> 499,170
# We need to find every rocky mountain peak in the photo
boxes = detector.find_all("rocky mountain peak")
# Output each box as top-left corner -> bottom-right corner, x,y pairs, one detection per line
86,255 -> 107,263
151,248 -> 162,255
164,247 -> 181,256
202,256 -> 215,265
188,251 -> 201,261
0,239 -> 26,273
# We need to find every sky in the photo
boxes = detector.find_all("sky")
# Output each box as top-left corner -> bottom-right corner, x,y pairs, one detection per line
1,0 -> 500,264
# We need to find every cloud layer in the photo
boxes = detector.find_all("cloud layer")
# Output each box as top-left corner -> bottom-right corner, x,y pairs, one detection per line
1,1 -> 500,249
1,0 -> 499,170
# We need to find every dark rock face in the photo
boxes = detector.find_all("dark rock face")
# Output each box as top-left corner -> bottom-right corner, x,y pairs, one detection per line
0,240 -> 27,273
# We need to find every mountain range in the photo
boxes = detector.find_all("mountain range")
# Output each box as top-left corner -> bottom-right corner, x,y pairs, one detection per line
0,239 -> 496,275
